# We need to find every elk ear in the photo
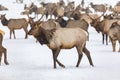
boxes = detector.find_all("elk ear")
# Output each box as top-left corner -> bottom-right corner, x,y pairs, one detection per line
1,14 -> 6,18
0,14 -> 6,18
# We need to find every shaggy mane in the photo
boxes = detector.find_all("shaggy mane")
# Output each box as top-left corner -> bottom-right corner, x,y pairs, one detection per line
36,28 -> 56,45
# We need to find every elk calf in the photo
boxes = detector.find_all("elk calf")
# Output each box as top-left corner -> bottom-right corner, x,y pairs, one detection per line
0,14 -> 28,39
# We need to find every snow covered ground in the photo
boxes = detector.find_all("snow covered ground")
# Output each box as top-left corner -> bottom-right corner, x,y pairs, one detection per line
0,0 -> 120,80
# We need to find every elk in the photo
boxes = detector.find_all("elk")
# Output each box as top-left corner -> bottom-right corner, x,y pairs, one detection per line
16,0 -> 23,3
23,3 -> 40,18
0,14 -> 28,39
108,21 -> 120,52
24,2 -> 37,14
56,17 -> 89,31
0,30 -> 9,65
20,10 -> 29,15
64,1 -> 75,19
81,13 -> 100,24
34,6 -> 45,18
66,1 -> 75,11
59,0 -> 65,7
81,0 -> 85,8
113,1 -> 120,14
40,0 -> 65,19
71,8 -> 99,23
27,10 -> 44,28
52,3 -> 65,18
116,1 -> 120,6
28,22 -> 94,68
41,2 -> 57,19
55,17 -> 89,40
113,5 -> 120,15
90,2 -> 107,13
89,13 -> 118,45
71,6 -> 81,20
0,5 -> 8,11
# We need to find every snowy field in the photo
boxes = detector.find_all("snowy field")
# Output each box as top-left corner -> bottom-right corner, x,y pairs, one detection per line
0,0 -> 120,80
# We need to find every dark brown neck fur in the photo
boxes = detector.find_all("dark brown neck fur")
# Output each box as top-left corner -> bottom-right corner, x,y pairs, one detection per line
1,17 -> 9,26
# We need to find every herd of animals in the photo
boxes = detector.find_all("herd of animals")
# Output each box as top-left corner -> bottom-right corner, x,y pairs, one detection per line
1,0 -> 120,68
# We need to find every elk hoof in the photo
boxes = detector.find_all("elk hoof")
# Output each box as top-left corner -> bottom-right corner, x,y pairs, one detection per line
5,62 -> 9,65
76,65 -> 79,67
118,49 -> 120,52
113,50 -> 115,52
54,66 -> 57,69
91,64 -> 94,67
61,65 -> 65,68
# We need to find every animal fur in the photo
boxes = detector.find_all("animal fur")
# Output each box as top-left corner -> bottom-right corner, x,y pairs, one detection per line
28,24 -> 94,68
0,33 -> 9,65
0,14 -> 28,39
108,21 -> 120,52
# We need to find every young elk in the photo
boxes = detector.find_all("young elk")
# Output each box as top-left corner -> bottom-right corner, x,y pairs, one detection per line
0,14 -> 28,39
28,22 -> 94,68
0,30 -> 9,65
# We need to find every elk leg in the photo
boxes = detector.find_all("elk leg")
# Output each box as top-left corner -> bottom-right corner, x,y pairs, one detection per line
76,46 -> 83,67
3,48 -> 9,65
56,59 -> 65,68
102,33 -> 104,44
52,49 -> 58,69
10,30 -> 12,39
87,32 -> 89,41
0,52 -> 2,65
54,49 -> 65,68
118,41 -> 120,52
76,53 -> 83,67
23,28 -> 28,39
111,40 -> 116,52
106,34 -> 108,45
83,47 -> 94,66
52,53 -> 56,68
52,49 -> 65,68
13,30 -> 16,39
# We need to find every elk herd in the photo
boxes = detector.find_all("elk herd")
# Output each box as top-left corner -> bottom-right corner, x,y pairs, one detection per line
1,0 -> 120,68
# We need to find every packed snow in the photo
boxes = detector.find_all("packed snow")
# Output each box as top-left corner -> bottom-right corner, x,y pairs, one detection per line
0,0 -> 120,80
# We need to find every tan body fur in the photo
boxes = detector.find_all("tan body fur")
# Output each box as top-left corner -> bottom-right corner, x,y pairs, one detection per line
108,22 -> 120,52
48,28 -> 88,50
0,33 -> 9,65
0,14 -> 28,39
28,22 -> 93,68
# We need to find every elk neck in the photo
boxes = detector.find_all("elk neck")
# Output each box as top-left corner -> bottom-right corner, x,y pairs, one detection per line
35,31 -> 49,45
